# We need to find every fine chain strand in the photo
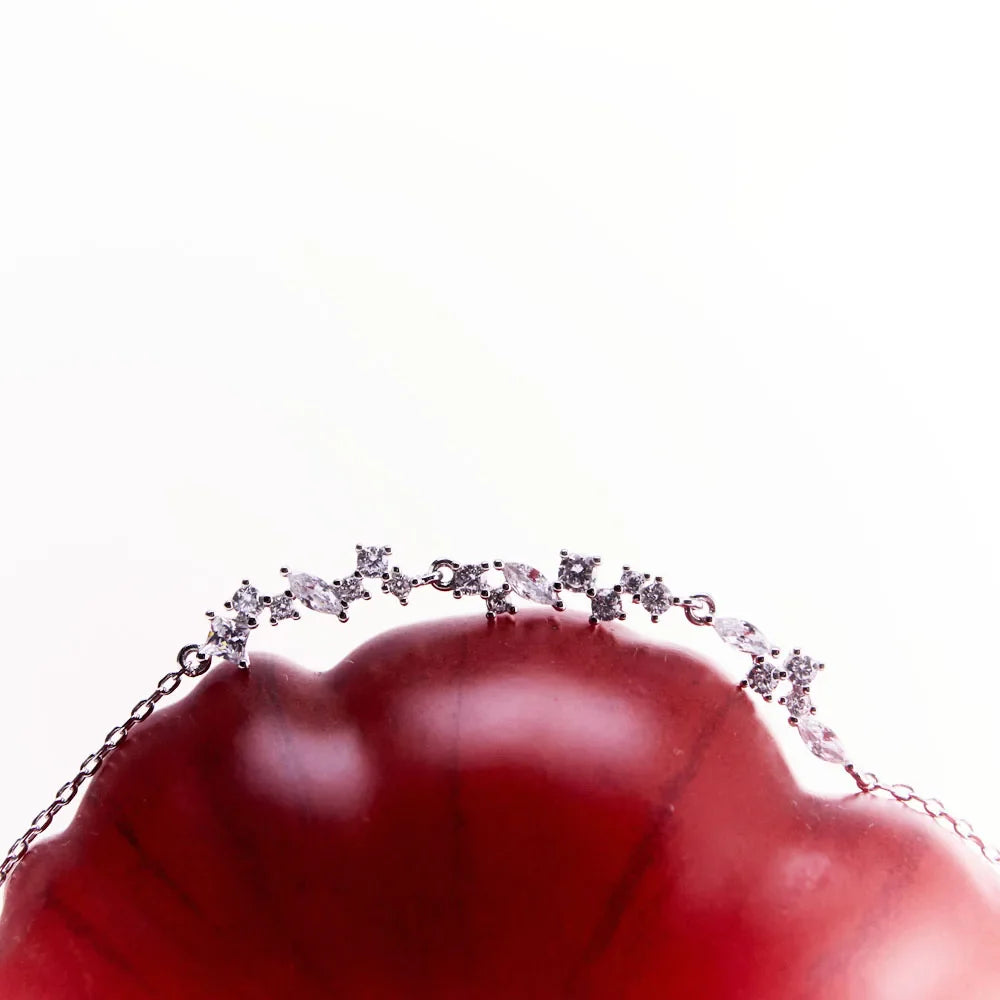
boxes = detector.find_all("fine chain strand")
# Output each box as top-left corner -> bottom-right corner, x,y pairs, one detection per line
0,648 -> 203,887
2,547 -> 997,888
846,766 -> 1000,867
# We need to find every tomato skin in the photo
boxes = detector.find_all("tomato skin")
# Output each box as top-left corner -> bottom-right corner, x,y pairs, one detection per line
1,610 -> 998,999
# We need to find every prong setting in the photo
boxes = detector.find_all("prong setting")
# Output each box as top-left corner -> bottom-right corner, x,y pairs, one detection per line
191,547 -> 845,783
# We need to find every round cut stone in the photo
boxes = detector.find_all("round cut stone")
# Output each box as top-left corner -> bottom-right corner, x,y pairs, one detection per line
746,664 -> 778,696
713,617 -> 770,657
797,716 -> 848,764
558,553 -> 598,593
590,588 -> 623,622
335,574 -> 368,603
268,592 -> 298,623
784,653 -> 818,685
356,546 -> 390,578
485,587 -> 515,617
453,564 -> 487,596
619,568 -> 647,595
199,615 -> 250,665
231,584 -> 261,616
783,687 -> 813,719
639,580 -> 672,616
287,571 -> 345,616
383,570 -> 414,603
502,563 -> 559,606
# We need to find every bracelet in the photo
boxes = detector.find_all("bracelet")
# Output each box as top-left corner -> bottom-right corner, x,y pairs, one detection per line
2,544 -> 997,889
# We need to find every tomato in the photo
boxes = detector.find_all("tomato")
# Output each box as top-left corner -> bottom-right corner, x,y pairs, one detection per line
1,611 -> 998,998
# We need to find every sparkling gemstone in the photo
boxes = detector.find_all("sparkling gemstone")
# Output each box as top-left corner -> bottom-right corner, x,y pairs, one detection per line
453,564 -> 488,596
797,716 -> 848,764
356,545 -> 390,578
383,569 -> 415,604
230,583 -> 261,616
746,663 -> 778,696
784,653 -> 818,685
590,588 -> 623,622
713,617 -> 770,657
335,573 -> 368,603
619,567 -> 647,595
639,580 -> 672,617
287,571 -> 345,616
502,563 -> 560,606
558,552 -> 598,592
199,615 -> 250,665
268,592 -> 297,623
485,587 -> 515,617
783,687 -> 813,719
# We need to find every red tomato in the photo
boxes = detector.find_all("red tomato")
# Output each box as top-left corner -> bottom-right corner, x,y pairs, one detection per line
1,611 -> 998,998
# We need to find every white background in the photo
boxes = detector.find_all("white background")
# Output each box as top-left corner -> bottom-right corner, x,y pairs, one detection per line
1,2 -> 998,858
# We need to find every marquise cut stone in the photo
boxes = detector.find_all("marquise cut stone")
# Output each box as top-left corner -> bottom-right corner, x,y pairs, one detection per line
713,617 -> 770,657
287,572 -> 345,616
797,716 -> 848,764
502,563 -> 559,606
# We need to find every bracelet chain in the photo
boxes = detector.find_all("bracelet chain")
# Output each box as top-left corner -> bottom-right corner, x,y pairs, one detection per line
1,548 -> 996,888
846,765 -> 1000,867
0,647 -> 203,887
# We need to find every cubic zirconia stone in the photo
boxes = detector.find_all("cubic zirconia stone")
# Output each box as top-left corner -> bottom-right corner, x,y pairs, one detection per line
383,568 -> 414,604
784,653 -> 818,685
286,571 -> 345,616
268,592 -> 297,623
619,567 -> 647,595
335,573 -> 368,603
590,588 -> 623,622
485,586 -> 515,617
746,663 -> 778,696
784,687 -> 813,719
797,716 -> 848,764
639,579 -> 672,617
502,563 -> 559,605
713,617 -> 770,657
558,552 -> 598,593
453,564 -> 487,596
356,545 -> 390,578
199,615 -> 250,665
231,583 -> 261,616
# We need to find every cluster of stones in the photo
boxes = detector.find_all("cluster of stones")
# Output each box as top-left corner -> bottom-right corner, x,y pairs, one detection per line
448,551 -> 676,627
711,617 -> 847,765
199,545 -> 409,669
542,551 -> 674,625
198,545 -> 848,767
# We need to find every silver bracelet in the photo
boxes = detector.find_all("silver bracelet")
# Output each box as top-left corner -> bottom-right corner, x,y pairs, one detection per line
2,544 -> 997,889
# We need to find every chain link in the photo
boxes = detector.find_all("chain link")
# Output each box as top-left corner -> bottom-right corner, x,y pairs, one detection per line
847,765 -> 1000,867
676,593 -> 716,627
0,646 -> 204,887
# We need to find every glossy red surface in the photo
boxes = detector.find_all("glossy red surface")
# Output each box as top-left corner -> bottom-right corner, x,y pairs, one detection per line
1,611 -> 998,998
